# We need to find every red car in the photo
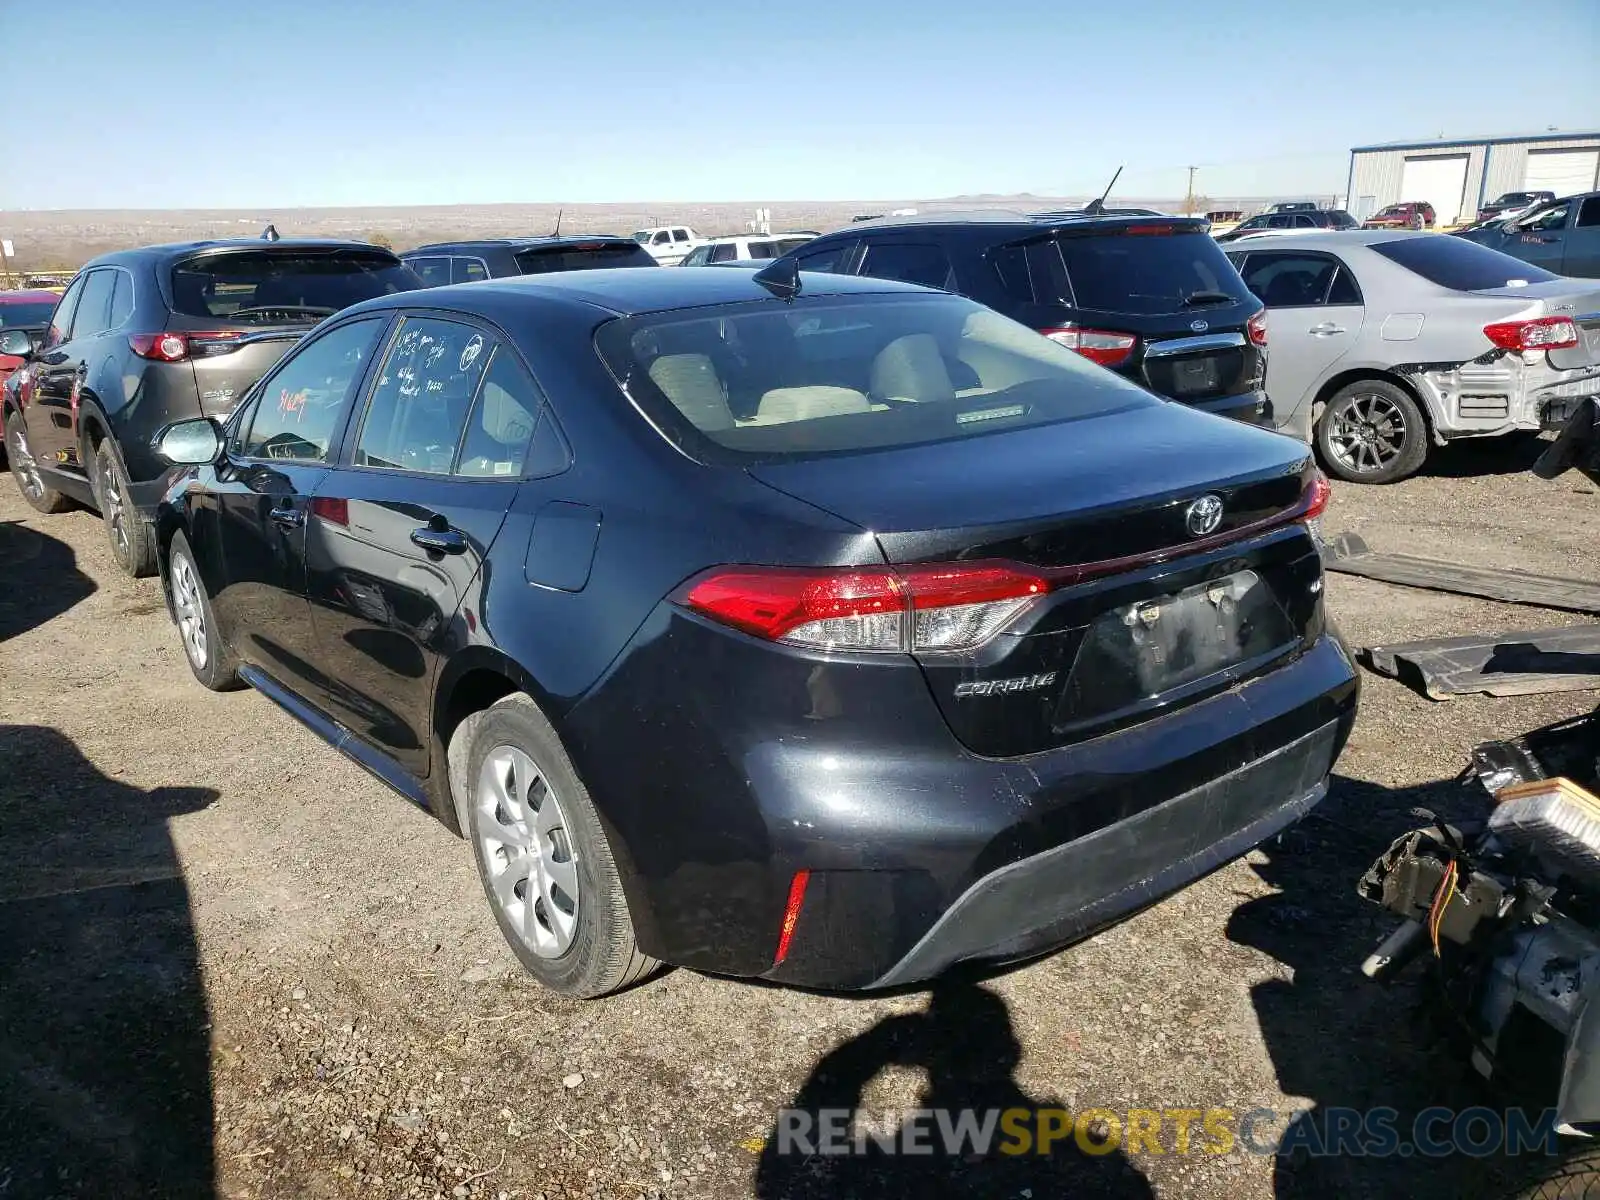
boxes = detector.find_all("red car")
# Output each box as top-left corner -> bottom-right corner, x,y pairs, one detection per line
0,289 -> 61,386
1363,201 -> 1437,230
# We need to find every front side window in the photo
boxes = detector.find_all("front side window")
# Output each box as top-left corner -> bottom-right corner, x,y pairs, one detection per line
1578,197 -> 1600,229
1516,203 -> 1571,233
44,275 -> 85,349
652,231 -> 671,246
241,318 -> 385,461
595,294 -> 1156,464
709,243 -> 738,264
680,246 -> 710,267
355,317 -> 491,474
1370,236 -> 1559,290
858,242 -> 954,290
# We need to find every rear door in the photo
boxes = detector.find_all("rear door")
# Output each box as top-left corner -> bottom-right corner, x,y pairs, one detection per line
1564,196 -> 1600,278
304,314 -> 535,773
1231,250 -> 1365,436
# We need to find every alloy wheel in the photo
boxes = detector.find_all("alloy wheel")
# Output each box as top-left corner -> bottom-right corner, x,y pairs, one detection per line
171,551 -> 208,669
476,745 -> 580,958
97,451 -> 130,560
1327,393 -> 1408,476
7,421 -> 44,502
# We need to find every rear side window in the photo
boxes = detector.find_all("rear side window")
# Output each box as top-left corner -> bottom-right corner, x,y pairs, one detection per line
1326,267 -> 1362,305
356,317 -> 491,474
792,241 -> 855,274
1369,237 -> 1559,290
515,243 -> 656,273
109,270 -> 134,328
242,318 -> 385,461
406,256 -> 452,287
990,243 -> 1033,303
457,348 -> 545,478
171,251 -> 414,323
452,258 -> 489,284
1578,197 -> 1600,228
773,237 -> 813,256
71,269 -> 118,338
858,242 -> 955,290
1051,231 -> 1245,314
1238,253 -> 1338,308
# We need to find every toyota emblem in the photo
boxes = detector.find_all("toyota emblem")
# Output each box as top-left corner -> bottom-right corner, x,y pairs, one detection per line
1189,319 -> 1209,333
1185,494 -> 1224,537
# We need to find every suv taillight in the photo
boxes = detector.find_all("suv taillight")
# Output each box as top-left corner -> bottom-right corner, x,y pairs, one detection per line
1483,316 -> 1579,353
1247,310 -> 1268,347
684,561 -> 1051,654
128,331 -> 246,362
1039,325 -> 1137,367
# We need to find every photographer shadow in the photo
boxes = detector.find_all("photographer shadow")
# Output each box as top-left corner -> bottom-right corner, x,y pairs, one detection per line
0,724 -> 218,1199
755,979 -> 1153,1199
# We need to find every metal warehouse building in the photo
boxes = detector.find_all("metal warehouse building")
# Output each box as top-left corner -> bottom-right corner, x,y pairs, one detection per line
1346,130 -> 1600,226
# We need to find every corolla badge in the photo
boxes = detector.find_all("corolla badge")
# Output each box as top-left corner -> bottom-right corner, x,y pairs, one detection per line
1185,494 -> 1224,537
1189,319 -> 1209,333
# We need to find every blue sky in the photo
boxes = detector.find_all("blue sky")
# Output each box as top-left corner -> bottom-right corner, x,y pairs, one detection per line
6,0 -> 1597,209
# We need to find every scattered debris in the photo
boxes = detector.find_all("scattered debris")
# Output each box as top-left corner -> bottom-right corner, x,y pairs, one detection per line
1324,532 -> 1600,614
1361,626 -> 1600,699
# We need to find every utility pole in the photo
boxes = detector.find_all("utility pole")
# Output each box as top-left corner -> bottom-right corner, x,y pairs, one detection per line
1184,166 -> 1198,215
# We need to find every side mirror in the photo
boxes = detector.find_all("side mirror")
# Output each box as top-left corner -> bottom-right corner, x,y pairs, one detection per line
155,418 -> 224,466
0,328 -> 33,359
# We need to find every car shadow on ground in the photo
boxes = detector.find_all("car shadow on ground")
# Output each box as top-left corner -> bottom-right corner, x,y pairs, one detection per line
753,979 -> 1154,1199
1231,770 -> 1564,1199
0,518 -> 96,642
0,724 -> 218,1199
1419,433 -> 1554,480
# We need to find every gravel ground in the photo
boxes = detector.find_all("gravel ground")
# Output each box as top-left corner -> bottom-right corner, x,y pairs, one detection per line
3,435 -> 1599,1200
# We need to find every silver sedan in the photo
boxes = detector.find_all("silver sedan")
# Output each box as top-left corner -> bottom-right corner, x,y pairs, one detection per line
1225,231 -> 1600,483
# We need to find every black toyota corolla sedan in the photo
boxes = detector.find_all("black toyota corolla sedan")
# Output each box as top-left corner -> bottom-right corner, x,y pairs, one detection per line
149,263 -> 1357,997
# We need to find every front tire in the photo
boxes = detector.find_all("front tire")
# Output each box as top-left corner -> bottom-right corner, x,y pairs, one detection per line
167,531 -> 240,691
464,694 -> 658,998
93,439 -> 157,577
1316,380 -> 1429,484
5,408 -> 70,514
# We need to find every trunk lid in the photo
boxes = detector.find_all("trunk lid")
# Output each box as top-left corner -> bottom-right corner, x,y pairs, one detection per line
1469,281 -> 1600,372
749,403 -> 1324,756
183,330 -> 307,419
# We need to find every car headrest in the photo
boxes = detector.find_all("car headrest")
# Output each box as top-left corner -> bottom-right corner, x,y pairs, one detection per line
754,386 -> 872,424
477,378 -> 536,447
648,353 -> 733,431
870,334 -> 954,403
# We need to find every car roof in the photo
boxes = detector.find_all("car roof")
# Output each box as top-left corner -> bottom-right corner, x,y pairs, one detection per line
0,289 -> 61,304
821,210 -> 1206,234
404,235 -> 636,254
1219,230 -> 1430,251
345,264 -> 936,318
700,232 -> 818,244
86,238 -> 398,265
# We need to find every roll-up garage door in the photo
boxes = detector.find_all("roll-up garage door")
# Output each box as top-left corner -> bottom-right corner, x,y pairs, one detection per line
1525,149 -> 1600,196
1400,154 -> 1470,225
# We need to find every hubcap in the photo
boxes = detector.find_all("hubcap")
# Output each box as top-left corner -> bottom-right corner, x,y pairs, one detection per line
1328,394 -> 1407,475
98,453 -> 129,558
476,746 -> 579,958
171,552 -> 208,669
7,422 -> 44,501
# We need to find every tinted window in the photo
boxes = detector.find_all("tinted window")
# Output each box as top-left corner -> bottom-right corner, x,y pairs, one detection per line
1292,215 -> 1317,228
1237,216 -> 1271,231
773,237 -> 813,256
0,300 -> 59,329
672,229 -> 690,243
43,276 -> 83,350
457,347 -> 544,478
747,241 -> 778,258
1370,237 -> 1559,290
70,270 -> 117,338
1326,266 -> 1362,305
1328,210 -> 1358,229
356,317 -> 490,474
242,318 -> 385,461
108,270 -> 134,328
709,244 -> 738,264
171,251 -> 414,323
515,243 -> 656,273
406,256 -> 452,287
1267,215 -> 1291,228
990,243 -> 1033,303
1053,231 -> 1244,314
1580,198 -> 1600,229
793,241 -> 855,274
1239,253 -> 1338,307
594,295 -> 1155,464
858,242 -> 954,289
452,257 -> 489,284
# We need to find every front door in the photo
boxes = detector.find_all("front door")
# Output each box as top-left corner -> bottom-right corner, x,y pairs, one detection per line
1564,196 -> 1600,279
24,272 -> 88,473
305,315 -> 542,774
1506,200 -> 1574,275
204,315 -> 392,707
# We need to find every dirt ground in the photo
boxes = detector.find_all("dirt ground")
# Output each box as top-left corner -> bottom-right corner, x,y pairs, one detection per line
3,435 -> 1599,1200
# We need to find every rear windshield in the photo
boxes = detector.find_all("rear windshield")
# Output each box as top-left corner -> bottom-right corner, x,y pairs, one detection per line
515,243 -> 657,274
1037,231 -> 1249,314
594,294 -> 1156,464
1370,237 -> 1559,291
169,251 -> 416,323
1327,210 -> 1358,228
0,301 -> 56,328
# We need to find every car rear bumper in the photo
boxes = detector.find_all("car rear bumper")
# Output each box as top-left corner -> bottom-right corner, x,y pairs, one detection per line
1182,388 -> 1272,427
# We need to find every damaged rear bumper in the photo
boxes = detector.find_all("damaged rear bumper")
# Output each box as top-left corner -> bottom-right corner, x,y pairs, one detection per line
1406,353 -> 1600,440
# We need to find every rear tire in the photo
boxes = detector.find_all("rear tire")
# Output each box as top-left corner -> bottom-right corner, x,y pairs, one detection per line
5,408 -> 70,514
463,694 -> 658,998
167,530 -> 240,692
1510,1143 -> 1600,1199
92,439 -> 156,577
1315,380 -> 1429,484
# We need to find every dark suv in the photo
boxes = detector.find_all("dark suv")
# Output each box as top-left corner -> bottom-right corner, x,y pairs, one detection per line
401,236 -> 657,287
2,239 -> 419,576
788,212 -> 1271,425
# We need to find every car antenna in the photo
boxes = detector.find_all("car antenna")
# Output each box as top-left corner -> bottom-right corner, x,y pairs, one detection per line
1082,166 -> 1123,216
553,208 -> 563,236
261,223 -> 280,242
753,256 -> 801,302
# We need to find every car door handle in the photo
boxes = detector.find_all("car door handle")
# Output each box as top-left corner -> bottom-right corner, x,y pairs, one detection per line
1310,323 -> 1347,336
410,526 -> 466,554
269,506 -> 305,530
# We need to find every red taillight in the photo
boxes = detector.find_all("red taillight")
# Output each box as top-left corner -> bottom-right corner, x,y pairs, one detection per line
1124,224 -> 1179,236
1303,470 -> 1331,521
311,496 -> 349,527
773,869 -> 810,965
128,331 -> 246,362
1039,325 -> 1137,367
684,560 -> 1050,653
1247,310 -> 1269,348
1483,316 -> 1579,353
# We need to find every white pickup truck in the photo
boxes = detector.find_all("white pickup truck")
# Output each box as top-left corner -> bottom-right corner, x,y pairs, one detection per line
631,226 -> 705,266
